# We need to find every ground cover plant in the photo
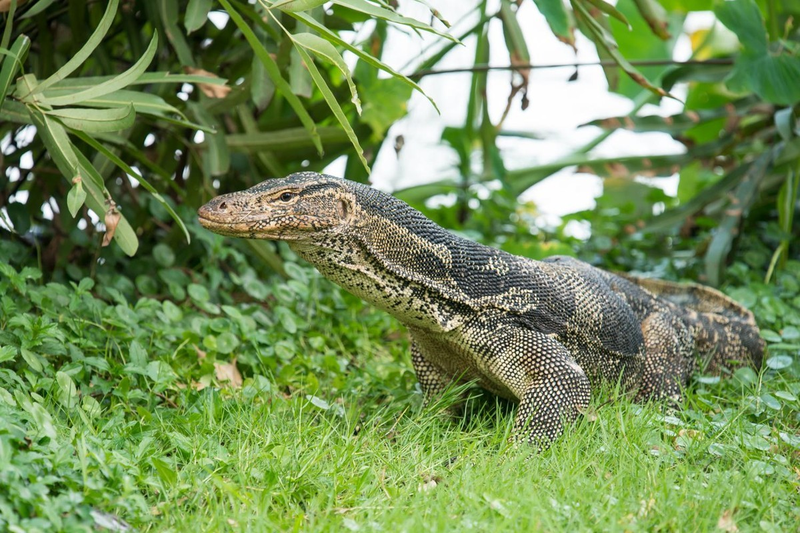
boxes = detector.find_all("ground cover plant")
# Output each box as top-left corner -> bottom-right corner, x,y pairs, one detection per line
1,0 -> 800,531
1,228 -> 799,532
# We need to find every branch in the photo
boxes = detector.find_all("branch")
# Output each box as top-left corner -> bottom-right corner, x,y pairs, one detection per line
410,59 -> 734,79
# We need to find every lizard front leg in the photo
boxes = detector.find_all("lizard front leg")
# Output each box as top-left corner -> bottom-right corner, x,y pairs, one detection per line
410,341 -> 462,412
486,331 -> 592,448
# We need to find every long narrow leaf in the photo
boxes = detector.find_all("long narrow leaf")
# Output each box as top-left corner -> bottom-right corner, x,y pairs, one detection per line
43,33 -> 158,107
581,0 -> 630,27
185,0 -> 212,33
46,105 -> 136,133
73,150 -> 139,256
226,126 -> 349,152
572,0 -> 668,98
160,0 -> 195,65
71,129 -> 191,244
20,0 -> 56,18
294,46 -> 370,172
332,0 -> 456,41
292,32 -> 361,113
220,0 -> 323,154
189,102 -> 230,176
45,72 -> 229,89
0,35 -> 30,103
270,0 -> 327,11
32,0 -> 119,94
27,106 -> 138,255
41,89 -> 213,131
705,153 -> 771,285
0,99 -> 28,123
288,9 -> 439,112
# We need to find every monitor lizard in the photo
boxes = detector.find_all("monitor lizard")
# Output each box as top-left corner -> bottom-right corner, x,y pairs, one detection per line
198,172 -> 765,447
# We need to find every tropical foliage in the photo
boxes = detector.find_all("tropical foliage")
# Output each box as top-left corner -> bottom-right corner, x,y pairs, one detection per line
1,0 -> 798,285
0,0 -> 799,530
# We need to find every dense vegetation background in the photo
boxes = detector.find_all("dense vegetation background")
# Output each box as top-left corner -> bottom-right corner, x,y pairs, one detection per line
0,0 -> 799,531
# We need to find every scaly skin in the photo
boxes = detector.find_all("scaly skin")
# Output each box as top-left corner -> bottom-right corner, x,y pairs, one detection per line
198,172 -> 765,447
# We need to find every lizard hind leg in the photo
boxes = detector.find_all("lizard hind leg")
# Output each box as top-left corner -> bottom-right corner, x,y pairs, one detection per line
635,313 -> 694,403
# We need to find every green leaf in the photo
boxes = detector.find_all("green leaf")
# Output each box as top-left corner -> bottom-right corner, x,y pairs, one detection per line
0,35 -> 30,104
66,179 -> 87,217
499,0 -> 530,79
20,348 -> 44,373
220,0 -> 323,155
715,0 -> 768,54
571,0 -> 668,98
766,355 -> 793,370
32,0 -> 119,95
185,0 -> 213,33
215,332 -> 240,354
46,104 -> 135,133
292,45 -> 369,172
73,150 -> 139,256
705,154 -> 771,286
70,129 -> 191,244
727,53 -> 800,106
359,77 -> 412,137
531,0 -> 574,46
289,9 -> 439,112
632,0 -> 670,39
42,89 -> 211,131
42,32 -> 158,107
582,0 -> 630,27
56,371 -> 78,408
160,0 -> 195,65
20,0 -> 57,18
27,104 -> 80,175
760,393 -> 781,410
289,45 -> 313,98
0,0 -> 17,51
271,0 -> 328,12
292,32 -> 361,113
226,126 -> 349,152
333,0 -> 456,41
0,346 -> 16,363
190,103 -> 231,177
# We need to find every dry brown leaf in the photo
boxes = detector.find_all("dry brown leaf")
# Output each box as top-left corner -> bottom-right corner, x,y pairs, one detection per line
101,202 -> 121,247
0,0 -> 28,12
717,509 -> 738,532
183,66 -> 231,99
214,358 -> 242,388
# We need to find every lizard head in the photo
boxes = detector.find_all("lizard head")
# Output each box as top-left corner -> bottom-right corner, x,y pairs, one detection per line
197,172 -> 355,241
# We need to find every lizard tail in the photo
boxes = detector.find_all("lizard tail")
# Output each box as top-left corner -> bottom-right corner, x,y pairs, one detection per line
616,273 -> 758,325
691,312 -> 765,373
617,273 -> 764,373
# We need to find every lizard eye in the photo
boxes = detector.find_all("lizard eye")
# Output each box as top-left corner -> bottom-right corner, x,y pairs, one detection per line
279,192 -> 295,202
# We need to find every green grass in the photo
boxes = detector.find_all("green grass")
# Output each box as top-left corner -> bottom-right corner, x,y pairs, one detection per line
0,248 -> 799,532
